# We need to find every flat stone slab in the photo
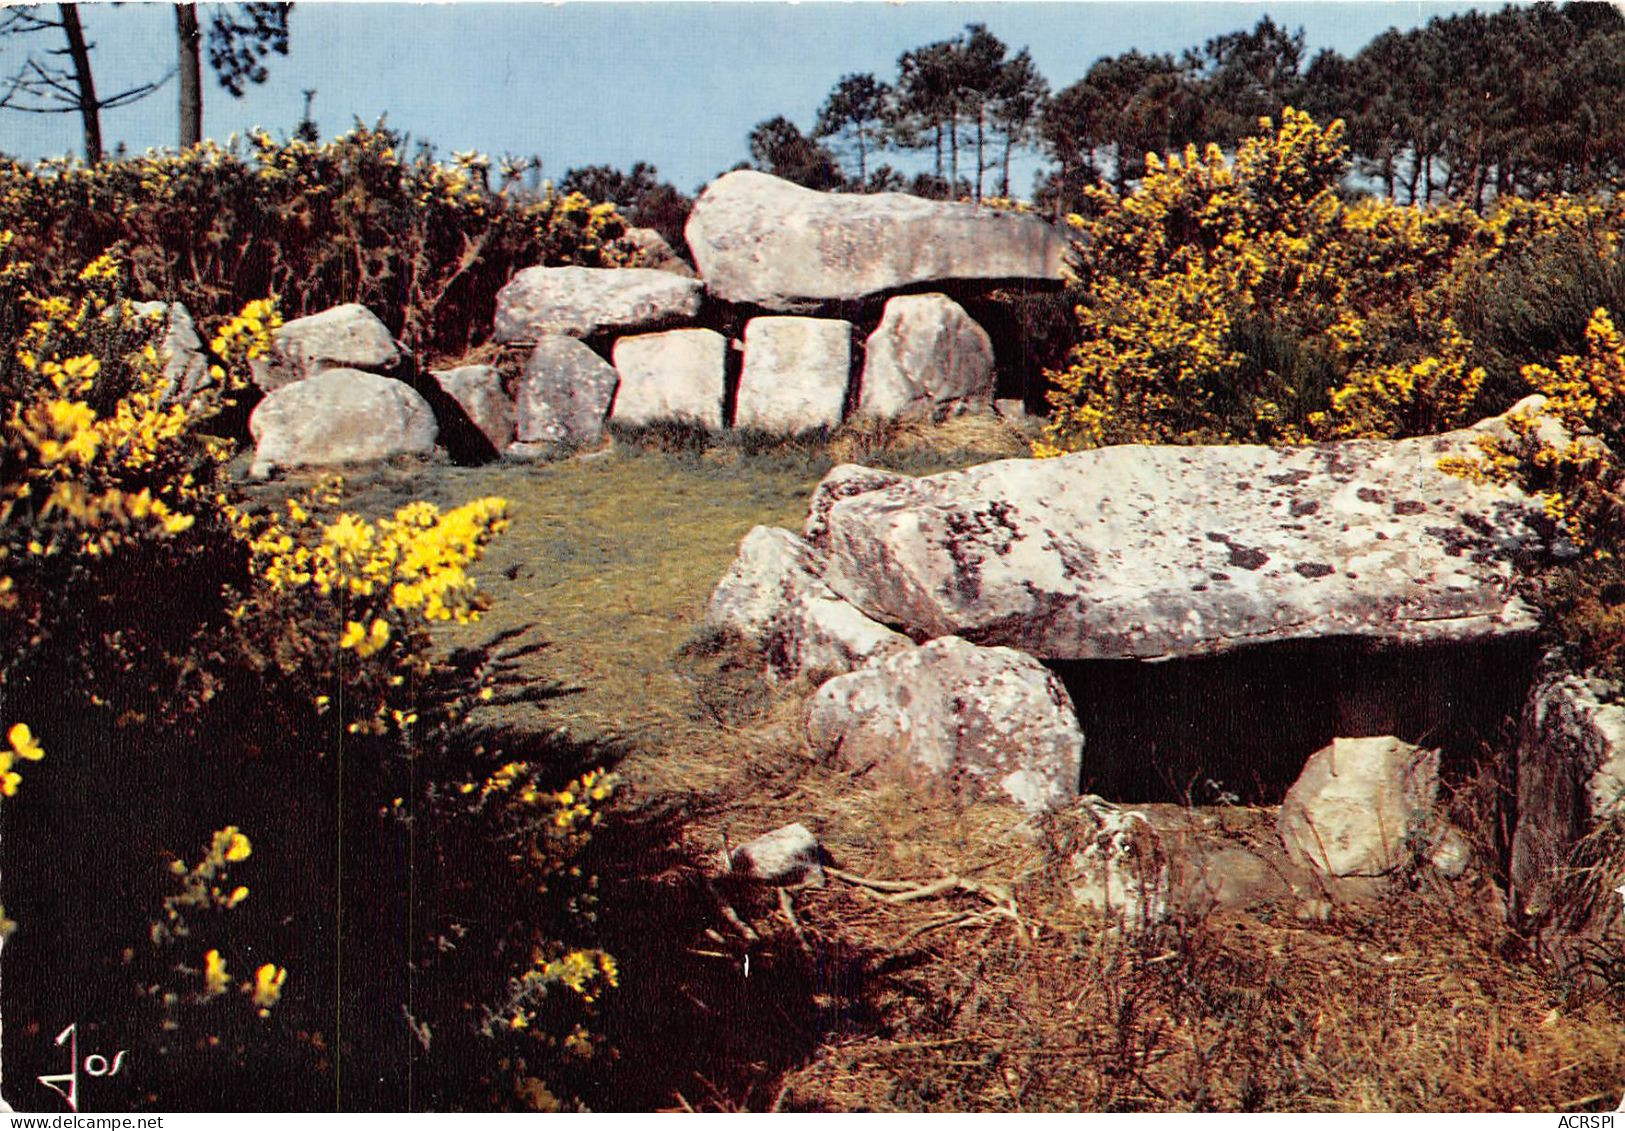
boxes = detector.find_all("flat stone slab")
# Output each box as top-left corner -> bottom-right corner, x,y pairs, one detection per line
817,419 -> 1549,661
494,266 -> 702,341
685,170 -> 1066,311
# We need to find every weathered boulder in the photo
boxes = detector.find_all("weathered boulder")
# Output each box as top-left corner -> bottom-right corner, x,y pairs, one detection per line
728,823 -> 825,886
123,301 -> 208,398
685,170 -> 1065,310
610,328 -> 727,429
1067,801 -> 1171,926
493,266 -> 702,342
249,368 -> 437,478
806,635 -> 1083,812
1278,736 -> 1440,878
513,335 -> 619,451
252,303 -> 401,391
618,226 -> 697,278
818,417 -> 1550,661
803,464 -> 913,552
734,317 -> 851,433
859,294 -> 996,420
704,526 -> 911,681
1509,666 -> 1625,926
432,365 -> 515,453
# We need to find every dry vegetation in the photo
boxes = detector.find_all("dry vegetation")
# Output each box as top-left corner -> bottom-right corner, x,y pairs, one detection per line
300,420 -> 1625,1113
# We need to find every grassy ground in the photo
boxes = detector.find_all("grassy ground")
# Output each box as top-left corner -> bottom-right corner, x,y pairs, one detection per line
305,418 -> 1625,1113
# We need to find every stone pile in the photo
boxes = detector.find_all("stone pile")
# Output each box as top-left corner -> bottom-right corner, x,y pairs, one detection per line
236,170 -> 1063,475
703,404 -> 1625,930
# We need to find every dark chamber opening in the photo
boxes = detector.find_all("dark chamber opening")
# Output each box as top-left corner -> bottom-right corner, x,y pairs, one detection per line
1048,635 -> 1539,806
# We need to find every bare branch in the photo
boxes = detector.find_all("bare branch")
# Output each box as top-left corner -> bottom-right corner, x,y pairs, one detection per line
97,67 -> 174,110
0,10 -> 62,35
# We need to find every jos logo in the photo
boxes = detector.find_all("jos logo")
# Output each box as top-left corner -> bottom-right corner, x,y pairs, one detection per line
37,1022 -> 128,1113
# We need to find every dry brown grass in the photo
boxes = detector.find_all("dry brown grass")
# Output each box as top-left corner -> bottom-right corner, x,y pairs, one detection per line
303,429 -> 1625,1113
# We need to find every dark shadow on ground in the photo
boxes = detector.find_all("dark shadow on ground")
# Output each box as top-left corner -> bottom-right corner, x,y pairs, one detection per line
572,797 -> 888,1111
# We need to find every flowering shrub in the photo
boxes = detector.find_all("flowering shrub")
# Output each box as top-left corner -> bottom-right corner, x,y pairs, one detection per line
1039,109 -> 1497,453
1442,306 -> 1625,556
0,245 -> 617,1108
0,124 -> 628,361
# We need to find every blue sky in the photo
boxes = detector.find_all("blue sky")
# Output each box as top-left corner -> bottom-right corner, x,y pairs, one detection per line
1,2 -> 1484,195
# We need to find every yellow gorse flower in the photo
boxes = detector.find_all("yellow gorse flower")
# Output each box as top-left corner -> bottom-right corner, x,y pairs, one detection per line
220,827 -> 252,863
7,723 -> 44,761
0,723 -> 45,796
203,948 -> 230,997
250,963 -> 287,1013
248,497 -> 510,626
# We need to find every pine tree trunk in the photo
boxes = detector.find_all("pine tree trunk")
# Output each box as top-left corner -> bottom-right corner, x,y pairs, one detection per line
1056,151 -> 1071,221
58,3 -> 101,164
176,3 -> 202,148
974,110 -> 985,202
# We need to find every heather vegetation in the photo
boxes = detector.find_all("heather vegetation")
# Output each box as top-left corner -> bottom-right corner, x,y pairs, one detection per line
0,0 -> 1622,1114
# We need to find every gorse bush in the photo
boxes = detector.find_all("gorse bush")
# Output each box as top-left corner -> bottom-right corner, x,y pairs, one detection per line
0,241 -> 616,1108
0,124 -> 628,361
1440,305 -> 1625,682
1038,108 -> 1625,456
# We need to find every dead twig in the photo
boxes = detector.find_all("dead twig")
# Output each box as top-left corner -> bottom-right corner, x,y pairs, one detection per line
827,866 -> 1033,943
704,878 -> 760,944
825,866 -> 917,893
778,888 -> 815,959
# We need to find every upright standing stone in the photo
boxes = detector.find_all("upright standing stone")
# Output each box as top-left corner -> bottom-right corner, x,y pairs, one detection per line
513,335 -> 620,451
432,365 -> 516,453
122,301 -> 209,398
1277,736 -> 1440,877
734,317 -> 851,433
610,328 -> 727,429
859,294 -> 996,421
704,525 -> 913,681
1510,667 -> 1625,926
806,636 -> 1083,813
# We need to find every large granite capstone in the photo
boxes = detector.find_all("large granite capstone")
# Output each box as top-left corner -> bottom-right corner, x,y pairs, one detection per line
494,266 -> 702,341
817,421 -> 1549,661
684,170 -> 1066,311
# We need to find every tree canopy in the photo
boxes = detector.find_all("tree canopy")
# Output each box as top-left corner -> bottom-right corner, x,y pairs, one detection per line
741,2 -> 1625,213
